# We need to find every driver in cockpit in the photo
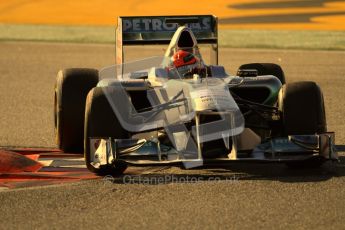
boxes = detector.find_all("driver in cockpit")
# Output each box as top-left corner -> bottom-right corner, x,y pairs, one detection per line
168,49 -> 208,79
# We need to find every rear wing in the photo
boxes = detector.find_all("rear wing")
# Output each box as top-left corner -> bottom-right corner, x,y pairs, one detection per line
116,15 -> 218,65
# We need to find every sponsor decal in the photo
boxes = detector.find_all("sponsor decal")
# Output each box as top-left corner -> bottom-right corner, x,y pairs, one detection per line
122,17 -> 212,33
190,87 -> 234,111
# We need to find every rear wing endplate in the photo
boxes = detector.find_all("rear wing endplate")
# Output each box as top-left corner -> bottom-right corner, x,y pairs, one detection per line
116,15 -> 218,65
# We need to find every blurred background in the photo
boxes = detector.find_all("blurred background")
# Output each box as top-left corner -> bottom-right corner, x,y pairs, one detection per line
1,0 -> 344,50
0,0 -> 345,30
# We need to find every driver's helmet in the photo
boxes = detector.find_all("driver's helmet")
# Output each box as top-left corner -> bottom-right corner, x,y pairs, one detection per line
170,50 -> 206,79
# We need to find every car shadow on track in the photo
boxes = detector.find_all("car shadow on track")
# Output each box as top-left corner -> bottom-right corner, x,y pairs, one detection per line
106,155 -> 345,185
211,158 -> 345,183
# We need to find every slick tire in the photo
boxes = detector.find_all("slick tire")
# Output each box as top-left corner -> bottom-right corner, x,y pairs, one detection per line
278,81 -> 327,168
279,81 -> 326,135
55,68 -> 99,153
237,63 -> 286,84
84,87 -> 129,175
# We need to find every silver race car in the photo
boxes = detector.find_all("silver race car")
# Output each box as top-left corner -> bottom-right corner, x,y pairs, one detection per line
54,15 -> 337,175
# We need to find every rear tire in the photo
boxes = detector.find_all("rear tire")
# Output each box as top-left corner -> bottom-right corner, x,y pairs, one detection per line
84,87 -> 129,175
55,68 -> 98,152
278,81 -> 327,168
237,63 -> 286,84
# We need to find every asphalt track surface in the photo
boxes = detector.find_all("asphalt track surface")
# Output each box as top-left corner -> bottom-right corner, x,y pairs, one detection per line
0,42 -> 345,229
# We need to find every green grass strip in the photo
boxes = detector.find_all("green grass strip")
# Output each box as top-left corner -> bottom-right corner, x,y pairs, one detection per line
0,24 -> 115,43
1,24 -> 345,50
219,29 -> 345,50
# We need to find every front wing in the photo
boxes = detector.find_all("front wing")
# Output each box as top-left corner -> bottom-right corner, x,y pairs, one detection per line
88,132 -> 338,169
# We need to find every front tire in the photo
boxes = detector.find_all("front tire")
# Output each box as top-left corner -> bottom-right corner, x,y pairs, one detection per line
279,81 -> 326,135
278,81 -> 327,168
84,87 -> 129,175
55,68 -> 99,152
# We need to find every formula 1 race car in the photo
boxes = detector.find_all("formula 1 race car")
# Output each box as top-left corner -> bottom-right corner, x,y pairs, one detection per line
54,15 -> 338,175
